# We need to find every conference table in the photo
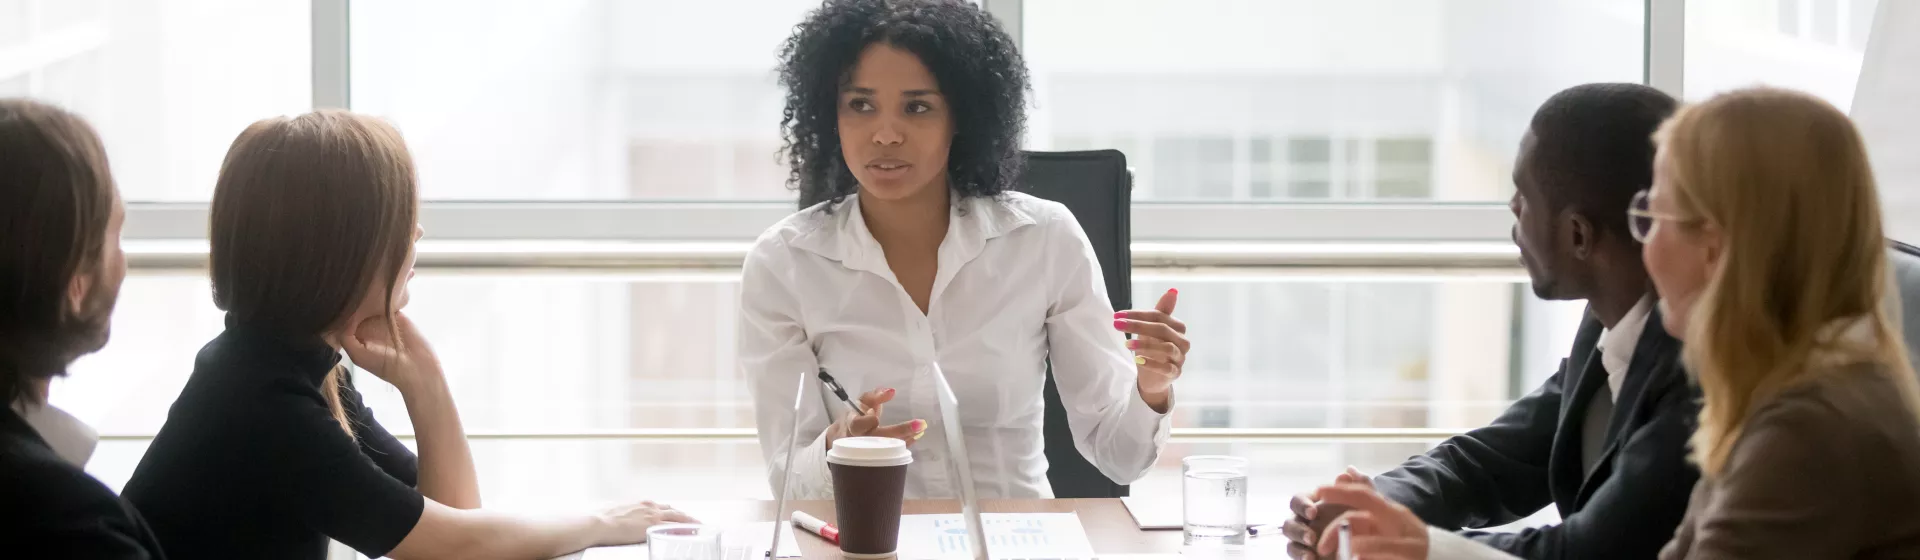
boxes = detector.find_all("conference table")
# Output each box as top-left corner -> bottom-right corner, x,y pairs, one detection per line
557,498 -> 1288,559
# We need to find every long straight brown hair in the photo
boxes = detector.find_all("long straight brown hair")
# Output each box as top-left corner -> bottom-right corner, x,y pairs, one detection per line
0,98 -> 118,405
209,110 -> 418,433
1656,87 -> 1920,477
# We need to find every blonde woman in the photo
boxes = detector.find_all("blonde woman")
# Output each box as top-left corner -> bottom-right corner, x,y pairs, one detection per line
1641,87 -> 1920,558
123,110 -> 692,560
1310,87 -> 1920,560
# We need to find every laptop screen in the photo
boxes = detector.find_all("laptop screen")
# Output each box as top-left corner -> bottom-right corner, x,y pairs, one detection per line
769,371 -> 808,558
930,363 -> 990,560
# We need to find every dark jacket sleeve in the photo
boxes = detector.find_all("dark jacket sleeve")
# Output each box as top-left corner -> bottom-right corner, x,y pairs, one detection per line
1,457 -> 162,560
1460,375 -> 1700,560
1371,360 -> 1566,530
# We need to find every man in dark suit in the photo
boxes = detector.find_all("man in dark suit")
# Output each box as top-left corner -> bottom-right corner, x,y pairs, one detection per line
0,98 -> 165,558
1283,83 -> 1694,560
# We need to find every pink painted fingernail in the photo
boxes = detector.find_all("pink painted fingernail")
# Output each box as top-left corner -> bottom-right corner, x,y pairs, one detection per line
1127,340 -> 1139,349
911,419 -> 926,432
1113,311 -> 1128,319
884,388 -> 896,397
1113,320 -> 1127,330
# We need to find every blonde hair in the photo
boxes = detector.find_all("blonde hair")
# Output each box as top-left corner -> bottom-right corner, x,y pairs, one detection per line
210,110 -> 419,436
319,365 -> 354,435
1654,87 -> 1920,477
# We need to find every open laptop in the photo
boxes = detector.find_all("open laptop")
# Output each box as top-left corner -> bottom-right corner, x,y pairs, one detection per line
924,364 -> 1098,560
576,371 -> 805,560
929,364 -> 991,560
767,370 -> 808,559
771,365 -> 991,560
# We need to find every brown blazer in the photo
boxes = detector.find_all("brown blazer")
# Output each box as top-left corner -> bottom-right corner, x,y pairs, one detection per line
1659,361 -> 1920,560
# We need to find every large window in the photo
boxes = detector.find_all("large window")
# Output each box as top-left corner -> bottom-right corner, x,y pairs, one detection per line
1025,0 -> 1645,202
348,0 -> 819,201
1685,0 -> 1878,109
71,273 -> 1529,491
21,0 -> 1902,542
0,0 -> 311,201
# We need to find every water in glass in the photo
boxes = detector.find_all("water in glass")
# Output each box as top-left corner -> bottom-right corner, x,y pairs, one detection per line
1183,455 -> 1250,545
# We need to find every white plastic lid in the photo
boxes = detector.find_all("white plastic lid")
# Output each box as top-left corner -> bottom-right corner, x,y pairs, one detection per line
826,437 -> 913,467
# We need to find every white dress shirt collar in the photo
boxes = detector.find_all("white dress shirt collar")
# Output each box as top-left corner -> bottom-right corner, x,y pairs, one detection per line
11,398 -> 98,467
1598,295 -> 1655,401
788,193 -> 1039,273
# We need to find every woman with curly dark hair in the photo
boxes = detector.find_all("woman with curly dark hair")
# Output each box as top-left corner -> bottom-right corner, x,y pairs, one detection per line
741,0 -> 1191,500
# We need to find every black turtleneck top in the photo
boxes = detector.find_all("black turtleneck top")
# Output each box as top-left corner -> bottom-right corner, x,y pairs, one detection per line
122,318 -> 424,559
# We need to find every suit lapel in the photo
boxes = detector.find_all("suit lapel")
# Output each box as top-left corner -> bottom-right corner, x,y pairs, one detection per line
1603,308 -> 1676,444
1559,311 -> 1607,426
0,406 -> 52,451
1550,311 -> 1608,511
1573,305 -> 1682,506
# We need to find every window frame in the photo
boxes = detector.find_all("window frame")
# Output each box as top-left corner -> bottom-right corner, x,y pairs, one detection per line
119,0 -> 1685,269
103,0 -> 1693,445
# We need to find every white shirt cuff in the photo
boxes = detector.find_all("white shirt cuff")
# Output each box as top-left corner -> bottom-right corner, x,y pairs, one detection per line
784,429 -> 835,500
1100,385 -> 1172,482
1126,384 -> 1173,436
1426,527 -> 1522,560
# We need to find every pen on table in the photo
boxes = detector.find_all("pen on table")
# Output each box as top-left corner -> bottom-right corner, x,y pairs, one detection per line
817,369 -> 869,416
791,511 -> 840,544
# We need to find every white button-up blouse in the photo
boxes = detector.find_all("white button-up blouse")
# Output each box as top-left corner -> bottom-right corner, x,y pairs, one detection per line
739,192 -> 1171,500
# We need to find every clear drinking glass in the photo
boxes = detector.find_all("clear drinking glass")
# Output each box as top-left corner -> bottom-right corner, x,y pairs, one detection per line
1182,455 -> 1250,545
648,523 -> 724,560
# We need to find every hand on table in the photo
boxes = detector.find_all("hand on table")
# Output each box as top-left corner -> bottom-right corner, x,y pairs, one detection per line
1284,466 -> 1373,559
824,387 -> 925,450
1312,477 -> 1430,560
599,500 -> 699,545
1115,288 -> 1188,413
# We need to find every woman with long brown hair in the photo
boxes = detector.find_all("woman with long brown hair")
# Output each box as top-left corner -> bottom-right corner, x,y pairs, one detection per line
1305,87 -> 1920,560
122,110 -> 691,560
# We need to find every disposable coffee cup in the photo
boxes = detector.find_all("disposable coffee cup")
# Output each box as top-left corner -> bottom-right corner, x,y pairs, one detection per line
827,436 -> 913,558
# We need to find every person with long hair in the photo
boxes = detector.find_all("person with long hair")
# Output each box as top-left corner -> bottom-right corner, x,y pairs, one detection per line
0,98 -> 163,558
1642,87 -> 1920,559
1307,87 -> 1920,560
742,0 -> 1191,500
122,110 -> 692,559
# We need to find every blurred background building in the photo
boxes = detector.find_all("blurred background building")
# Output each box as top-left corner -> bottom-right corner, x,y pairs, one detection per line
3,0 -> 1894,543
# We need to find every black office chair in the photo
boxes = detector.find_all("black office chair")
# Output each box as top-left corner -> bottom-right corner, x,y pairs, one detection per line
1016,149 -> 1134,498
1890,239 -> 1920,371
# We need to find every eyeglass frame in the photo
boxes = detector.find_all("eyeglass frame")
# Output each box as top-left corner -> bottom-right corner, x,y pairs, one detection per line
1627,189 -> 1696,243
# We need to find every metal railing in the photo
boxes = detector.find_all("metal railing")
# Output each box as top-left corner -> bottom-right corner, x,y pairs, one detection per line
125,239 -> 1523,276
114,207 -> 1508,448
100,427 -> 1464,444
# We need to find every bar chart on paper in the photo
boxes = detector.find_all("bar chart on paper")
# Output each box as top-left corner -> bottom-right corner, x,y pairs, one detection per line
898,513 -> 1097,559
